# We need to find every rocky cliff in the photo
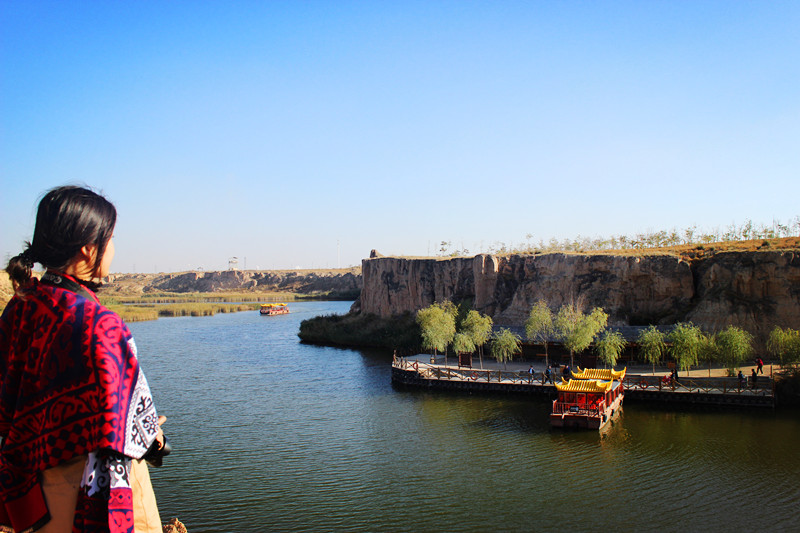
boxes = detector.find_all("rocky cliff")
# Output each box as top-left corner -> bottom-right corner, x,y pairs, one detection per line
102,268 -> 362,296
354,248 -> 800,343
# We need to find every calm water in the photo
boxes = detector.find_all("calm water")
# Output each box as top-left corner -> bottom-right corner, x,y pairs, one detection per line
131,302 -> 800,532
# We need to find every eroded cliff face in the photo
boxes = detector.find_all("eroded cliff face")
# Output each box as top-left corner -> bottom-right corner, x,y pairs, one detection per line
356,257 -> 475,316
355,251 -> 800,340
102,268 -> 361,296
687,251 -> 800,339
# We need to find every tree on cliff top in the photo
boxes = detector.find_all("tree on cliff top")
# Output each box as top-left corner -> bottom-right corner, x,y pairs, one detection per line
416,302 -> 456,364
490,328 -> 522,370
554,304 -> 608,367
525,300 -> 554,367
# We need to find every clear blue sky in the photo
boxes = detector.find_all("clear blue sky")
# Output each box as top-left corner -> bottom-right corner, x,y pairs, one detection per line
2,1 -> 798,273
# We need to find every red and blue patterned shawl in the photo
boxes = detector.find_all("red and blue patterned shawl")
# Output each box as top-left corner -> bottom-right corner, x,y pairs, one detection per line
0,275 -> 160,532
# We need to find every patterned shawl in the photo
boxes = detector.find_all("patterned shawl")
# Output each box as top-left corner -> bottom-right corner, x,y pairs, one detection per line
0,275 -> 160,532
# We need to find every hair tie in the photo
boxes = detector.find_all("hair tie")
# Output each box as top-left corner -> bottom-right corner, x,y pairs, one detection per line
19,249 -> 35,268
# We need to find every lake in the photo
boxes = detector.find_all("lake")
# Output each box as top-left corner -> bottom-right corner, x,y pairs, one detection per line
130,301 -> 800,532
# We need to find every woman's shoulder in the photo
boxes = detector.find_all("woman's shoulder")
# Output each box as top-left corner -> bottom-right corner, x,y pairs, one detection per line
41,281 -> 131,335
88,297 -> 130,332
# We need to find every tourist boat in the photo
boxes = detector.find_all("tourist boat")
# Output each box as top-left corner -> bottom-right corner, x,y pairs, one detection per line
550,368 -> 626,430
260,303 -> 289,316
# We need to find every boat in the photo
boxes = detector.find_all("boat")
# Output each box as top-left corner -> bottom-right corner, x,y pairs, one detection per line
550,367 -> 626,430
260,303 -> 290,316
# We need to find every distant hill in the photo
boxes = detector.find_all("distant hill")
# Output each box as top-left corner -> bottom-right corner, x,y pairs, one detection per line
0,267 -> 362,309
102,267 -> 363,298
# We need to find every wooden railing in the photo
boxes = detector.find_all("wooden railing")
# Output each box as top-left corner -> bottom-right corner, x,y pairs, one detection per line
393,355 -> 561,385
623,375 -> 774,396
552,400 -> 606,417
393,356 -> 775,397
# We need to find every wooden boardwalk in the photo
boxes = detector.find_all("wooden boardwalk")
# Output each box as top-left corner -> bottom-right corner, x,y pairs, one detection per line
391,356 -> 775,408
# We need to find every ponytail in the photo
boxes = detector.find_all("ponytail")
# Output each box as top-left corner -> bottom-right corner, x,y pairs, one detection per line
6,247 -> 36,291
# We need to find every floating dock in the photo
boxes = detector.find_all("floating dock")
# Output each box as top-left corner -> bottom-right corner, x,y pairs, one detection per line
391,356 -> 775,408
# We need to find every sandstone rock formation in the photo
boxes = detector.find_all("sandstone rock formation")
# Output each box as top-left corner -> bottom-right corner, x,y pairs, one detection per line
354,250 -> 800,344
102,268 -> 362,296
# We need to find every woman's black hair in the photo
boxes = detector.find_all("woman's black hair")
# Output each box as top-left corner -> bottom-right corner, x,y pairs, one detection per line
6,185 -> 117,291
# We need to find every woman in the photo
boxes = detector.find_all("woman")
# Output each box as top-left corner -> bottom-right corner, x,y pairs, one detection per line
0,186 -> 167,533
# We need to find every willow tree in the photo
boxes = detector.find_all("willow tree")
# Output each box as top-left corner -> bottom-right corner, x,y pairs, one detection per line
452,332 -> 476,364
697,332 -> 719,377
416,302 -> 456,364
715,326 -> 754,373
637,325 -> 667,374
490,328 -> 522,370
525,300 -> 554,367
595,330 -> 626,368
767,326 -> 800,366
554,304 -> 608,367
460,310 -> 493,369
667,322 -> 704,374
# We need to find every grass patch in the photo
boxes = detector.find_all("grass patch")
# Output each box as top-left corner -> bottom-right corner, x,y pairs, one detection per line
298,311 -> 421,352
99,291 -> 294,322
105,302 -> 262,322
98,290 -> 357,323
156,302 -> 261,317
106,305 -> 160,322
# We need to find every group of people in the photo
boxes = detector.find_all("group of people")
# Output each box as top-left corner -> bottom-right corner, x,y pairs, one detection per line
737,357 -> 765,390
1,186 -> 168,532
527,363 -> 563,384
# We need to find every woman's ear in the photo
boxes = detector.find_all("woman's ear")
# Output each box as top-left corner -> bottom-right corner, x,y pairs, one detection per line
79,244 -> 98,263
67,244 -> 99,280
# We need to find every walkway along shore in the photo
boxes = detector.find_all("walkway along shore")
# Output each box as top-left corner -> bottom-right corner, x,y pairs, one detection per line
391,355 -> 776,408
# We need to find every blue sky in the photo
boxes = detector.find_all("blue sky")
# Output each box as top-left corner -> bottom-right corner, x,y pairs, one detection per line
2,1 -> 798,272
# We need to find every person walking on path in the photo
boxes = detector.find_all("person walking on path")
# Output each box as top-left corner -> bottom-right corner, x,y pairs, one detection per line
0,186 -> 169,533
756,357 -> 764,374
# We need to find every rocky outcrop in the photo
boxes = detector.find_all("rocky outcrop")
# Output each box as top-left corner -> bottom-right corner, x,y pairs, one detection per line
688,251 -> 800,340
102,268 -> 362,296
355,257 -> 475,316
355,250 -> 800,342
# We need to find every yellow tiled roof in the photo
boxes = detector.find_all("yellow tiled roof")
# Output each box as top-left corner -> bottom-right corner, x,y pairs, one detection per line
555,379 -> 613,393
571,367 -> 626,381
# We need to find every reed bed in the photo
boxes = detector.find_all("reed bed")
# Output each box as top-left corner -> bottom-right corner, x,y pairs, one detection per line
157,302 -> 261,317
106,305 -> 160,323
102,292 -> 297,305
105,302 -> 261,322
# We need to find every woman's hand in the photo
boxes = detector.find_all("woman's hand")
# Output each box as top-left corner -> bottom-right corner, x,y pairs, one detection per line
156,415 -> 167,448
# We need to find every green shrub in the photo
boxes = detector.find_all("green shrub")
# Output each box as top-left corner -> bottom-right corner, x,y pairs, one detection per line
298,312 -> 421,352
